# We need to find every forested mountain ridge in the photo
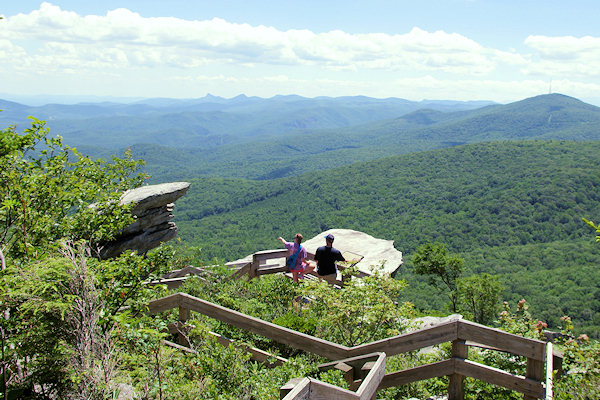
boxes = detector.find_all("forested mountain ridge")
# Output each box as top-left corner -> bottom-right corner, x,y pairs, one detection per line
377,93 -> 600,142
134,93 -> 600,182
174,140 -> 600,335
5,93 -> 598,183
0,94 -> 492,149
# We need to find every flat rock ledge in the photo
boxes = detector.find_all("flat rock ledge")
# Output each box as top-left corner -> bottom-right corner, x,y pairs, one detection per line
228,228 -> 403,277
99,182 -> 190,259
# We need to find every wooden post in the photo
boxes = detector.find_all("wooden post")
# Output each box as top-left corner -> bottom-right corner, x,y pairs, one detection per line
280,377 -> 304,399
361,361 -> 378,400
334,362 -> 354,387
545,342 -> 553,400
177,306 -> 190,346
449,339 -> 467,400
179,306 -> 190,322
250,253 -> 259,280
524,356 -> 544,400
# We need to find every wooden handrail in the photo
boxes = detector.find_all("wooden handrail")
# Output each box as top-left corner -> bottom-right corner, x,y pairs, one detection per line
458,319 -> 546,361
379,359 -> 454,388
349,319 -> 458,357
148,292 -> 555,399
455,358 -> 544,398
149,293 -> 349,360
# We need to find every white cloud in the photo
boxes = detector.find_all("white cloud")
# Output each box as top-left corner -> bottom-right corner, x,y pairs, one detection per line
0,2 -> 598,104
0,3 -> 499,74
0,39 -> 27,62
523,34 -> 600,78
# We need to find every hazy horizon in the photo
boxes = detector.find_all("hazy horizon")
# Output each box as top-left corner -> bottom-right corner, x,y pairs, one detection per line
2,1 -> 599,106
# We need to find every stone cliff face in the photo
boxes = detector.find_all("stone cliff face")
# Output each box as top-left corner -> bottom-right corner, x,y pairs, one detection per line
99,182 -> 190,259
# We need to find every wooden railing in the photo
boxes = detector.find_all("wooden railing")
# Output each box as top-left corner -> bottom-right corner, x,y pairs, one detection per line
148,292 -> 556,400
231,248 -> 348,285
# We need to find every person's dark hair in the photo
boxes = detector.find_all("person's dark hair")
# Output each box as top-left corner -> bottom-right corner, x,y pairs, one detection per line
294,233 -> 303,243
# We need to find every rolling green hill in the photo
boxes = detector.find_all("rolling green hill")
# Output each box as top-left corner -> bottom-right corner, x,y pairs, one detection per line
173,140 -> 600,335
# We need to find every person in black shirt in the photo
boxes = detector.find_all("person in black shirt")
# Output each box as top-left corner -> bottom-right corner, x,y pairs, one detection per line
306,233 -> 345,284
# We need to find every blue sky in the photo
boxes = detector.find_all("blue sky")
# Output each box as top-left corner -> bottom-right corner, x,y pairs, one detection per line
1,1 -> 599,104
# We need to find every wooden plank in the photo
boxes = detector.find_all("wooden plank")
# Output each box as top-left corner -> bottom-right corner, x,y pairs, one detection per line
232,261 -> 252,279
356,353 -> 386,400
552,348 -> 563,377
379,359 -> 454,388
359,361 -> 376,380
146,276 -> 195,290
178,292 -> 350,360
253,249 -> 289,264
251,254 -> 260,279
281,377 -> 311,400
545,342 -> 553,400
148,292 -> 182,314
454,359 -> 544,399
458,320 -> 546,361
165,265 -> 205,278
167,320 -> 192,347
349,320 -> 458,357
257,264 -> 289,275
308,379 -> 358,400
334,362 -> 355,386
525,357 -> 544,400
449,340 -> 468,400
318,353 -> 381,372
179,306 -> 190,322
281,377 -> 304,396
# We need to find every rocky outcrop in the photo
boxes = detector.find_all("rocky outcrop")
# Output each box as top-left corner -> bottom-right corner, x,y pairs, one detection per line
228,229 -> 403,277
301,229 -> 403,276
99,182 -> 190,259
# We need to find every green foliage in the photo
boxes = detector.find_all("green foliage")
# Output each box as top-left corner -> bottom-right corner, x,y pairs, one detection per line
583,217 -> 600,242
2,107 -> 600,397
298,266 -> 412,346
457,273 -> 503,325
0,244 -> 131,399
494,301 -> 600,400
175,140 -> 600,334
0,118 -> 146,260
93,247 -> 172,322
553,319 -> 600,399
0,256 -> 75,398
412,242 -> 464,312
0,116 -> 154,398
497,299 -> 545,340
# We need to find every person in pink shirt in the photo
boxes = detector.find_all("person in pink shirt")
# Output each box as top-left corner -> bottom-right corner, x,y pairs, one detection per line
278,233 -> 308,283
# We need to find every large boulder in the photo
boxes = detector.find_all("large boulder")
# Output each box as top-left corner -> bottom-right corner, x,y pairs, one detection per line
99,182 -> 190,259
301,229 -> 403,276
228,229 -> 403,277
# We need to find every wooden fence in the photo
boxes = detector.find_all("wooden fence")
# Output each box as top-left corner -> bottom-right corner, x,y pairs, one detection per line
148,292 -> 556,400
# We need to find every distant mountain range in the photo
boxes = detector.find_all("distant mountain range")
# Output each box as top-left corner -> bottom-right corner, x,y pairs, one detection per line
0,94 -> 494,150
2,92 -> 599,182
135,93 -> 600,181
